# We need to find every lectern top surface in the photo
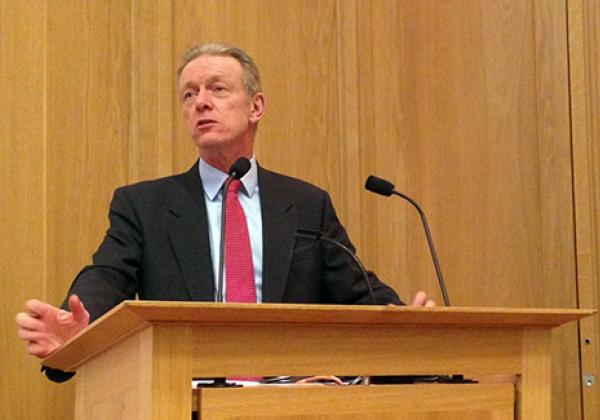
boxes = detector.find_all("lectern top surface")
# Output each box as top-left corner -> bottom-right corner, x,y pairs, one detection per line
41,301 -> 594,371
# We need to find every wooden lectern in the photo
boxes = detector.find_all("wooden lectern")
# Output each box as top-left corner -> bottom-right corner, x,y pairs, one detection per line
42,301 -> 594,419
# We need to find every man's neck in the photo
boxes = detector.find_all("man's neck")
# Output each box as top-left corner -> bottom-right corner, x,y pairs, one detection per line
199,144 -> 254,173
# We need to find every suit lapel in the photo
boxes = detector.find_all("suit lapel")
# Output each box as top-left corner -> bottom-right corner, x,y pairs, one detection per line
165,163 -> 215,301
259,167 -> 297,302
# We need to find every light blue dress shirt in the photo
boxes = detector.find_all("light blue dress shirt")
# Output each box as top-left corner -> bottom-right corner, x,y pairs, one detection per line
199,158 -> 263,302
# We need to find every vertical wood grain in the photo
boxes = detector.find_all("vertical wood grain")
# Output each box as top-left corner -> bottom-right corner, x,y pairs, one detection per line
4,1 -> 133,418
532,2 -> 580,417
0,4 -> 54,419
0,2 -> 76,419
45,0 -> 131,305
354,0 -> 553,306
130,0 -> 174,182
351,0 -> 578,417
335,0 -> 363,249
569,0 -> 600,418
518,328 -> 553,419
75,328 -> 153,419
152,325 -> 194,420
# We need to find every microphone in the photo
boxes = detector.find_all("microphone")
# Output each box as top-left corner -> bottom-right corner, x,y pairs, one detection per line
295,228 -> 377,305
216,157 -> 252,302
229,157 -> 251,180
365,175 -> 451,306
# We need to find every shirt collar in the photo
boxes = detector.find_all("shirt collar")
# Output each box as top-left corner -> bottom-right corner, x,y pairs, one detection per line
199,156 -> 258,201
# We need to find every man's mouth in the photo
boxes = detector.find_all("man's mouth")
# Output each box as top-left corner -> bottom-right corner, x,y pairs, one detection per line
196,119 -> 217,127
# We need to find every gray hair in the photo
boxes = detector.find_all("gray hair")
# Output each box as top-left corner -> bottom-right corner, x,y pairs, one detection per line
177,43 -> 262,96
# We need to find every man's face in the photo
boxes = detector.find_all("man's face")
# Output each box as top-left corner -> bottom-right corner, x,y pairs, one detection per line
178,55 -> 263,155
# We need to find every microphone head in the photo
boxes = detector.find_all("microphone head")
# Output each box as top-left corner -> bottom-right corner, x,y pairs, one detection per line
229,157 -> 251,179
365,175 -> 395,196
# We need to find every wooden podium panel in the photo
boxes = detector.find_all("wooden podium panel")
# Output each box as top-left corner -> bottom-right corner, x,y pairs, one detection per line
42,301 -> 594,420
196,384 -> 514,419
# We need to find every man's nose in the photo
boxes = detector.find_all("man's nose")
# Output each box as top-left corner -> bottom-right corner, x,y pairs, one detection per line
194,89 -> 213,110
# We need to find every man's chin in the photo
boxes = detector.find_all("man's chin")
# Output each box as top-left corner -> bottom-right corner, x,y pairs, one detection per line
192,136 -> 228,150
191,133 -> 251,160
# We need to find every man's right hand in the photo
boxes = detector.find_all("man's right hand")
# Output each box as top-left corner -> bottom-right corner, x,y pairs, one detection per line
15,294 -> 90,358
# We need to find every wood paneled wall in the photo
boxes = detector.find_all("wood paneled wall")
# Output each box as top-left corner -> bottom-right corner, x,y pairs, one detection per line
351,2 -> 579,417
1,0 -> 597,419
570,0 -> 600,418
2,2 -> 73,418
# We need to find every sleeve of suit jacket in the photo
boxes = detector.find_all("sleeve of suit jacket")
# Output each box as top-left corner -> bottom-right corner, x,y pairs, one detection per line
45,187 -> 142,382
317,192 -> 403,305
59,186 -> 143,321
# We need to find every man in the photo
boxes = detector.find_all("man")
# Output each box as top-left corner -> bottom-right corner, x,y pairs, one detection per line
16,43 -> 435,381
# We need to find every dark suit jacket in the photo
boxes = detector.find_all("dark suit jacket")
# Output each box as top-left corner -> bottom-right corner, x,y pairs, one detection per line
46,163 -> 401,381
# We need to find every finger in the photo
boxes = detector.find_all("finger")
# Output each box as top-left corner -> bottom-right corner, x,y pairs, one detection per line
425,299 -> 436,308
15,313 -> 47,331
26,341 -> 54,358
411,291 -> 427,306
17,328 -> 49,342
67,295 -> 89,324
26,299 -> 58,319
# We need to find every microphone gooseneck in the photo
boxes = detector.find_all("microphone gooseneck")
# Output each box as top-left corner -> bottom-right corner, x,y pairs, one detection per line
295,228 -> 377,305
216,158 -> 252,302
365,175 -> 451,306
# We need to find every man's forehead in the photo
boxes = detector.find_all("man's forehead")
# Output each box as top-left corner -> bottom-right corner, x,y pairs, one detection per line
179,55 -> 243,82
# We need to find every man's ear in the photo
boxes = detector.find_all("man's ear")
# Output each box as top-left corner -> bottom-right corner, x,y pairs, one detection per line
249,93 -> 266,123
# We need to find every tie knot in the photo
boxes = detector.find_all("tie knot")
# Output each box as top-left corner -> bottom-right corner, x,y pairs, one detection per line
228,179 -> 242,194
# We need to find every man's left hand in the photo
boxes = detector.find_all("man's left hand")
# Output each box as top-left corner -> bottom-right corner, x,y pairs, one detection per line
411,291 -> 436,307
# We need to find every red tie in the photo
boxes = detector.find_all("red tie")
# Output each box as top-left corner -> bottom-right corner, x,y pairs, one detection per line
225,179 -> 256,303
224,179 -> 260,382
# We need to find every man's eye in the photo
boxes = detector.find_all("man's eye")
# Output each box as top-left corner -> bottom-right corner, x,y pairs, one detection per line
183,91 -> 196,100
213,86 -> 227,93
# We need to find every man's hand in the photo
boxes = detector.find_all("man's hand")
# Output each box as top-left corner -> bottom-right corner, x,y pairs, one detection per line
15,294 -> 90,358
411,291 -> 436,307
